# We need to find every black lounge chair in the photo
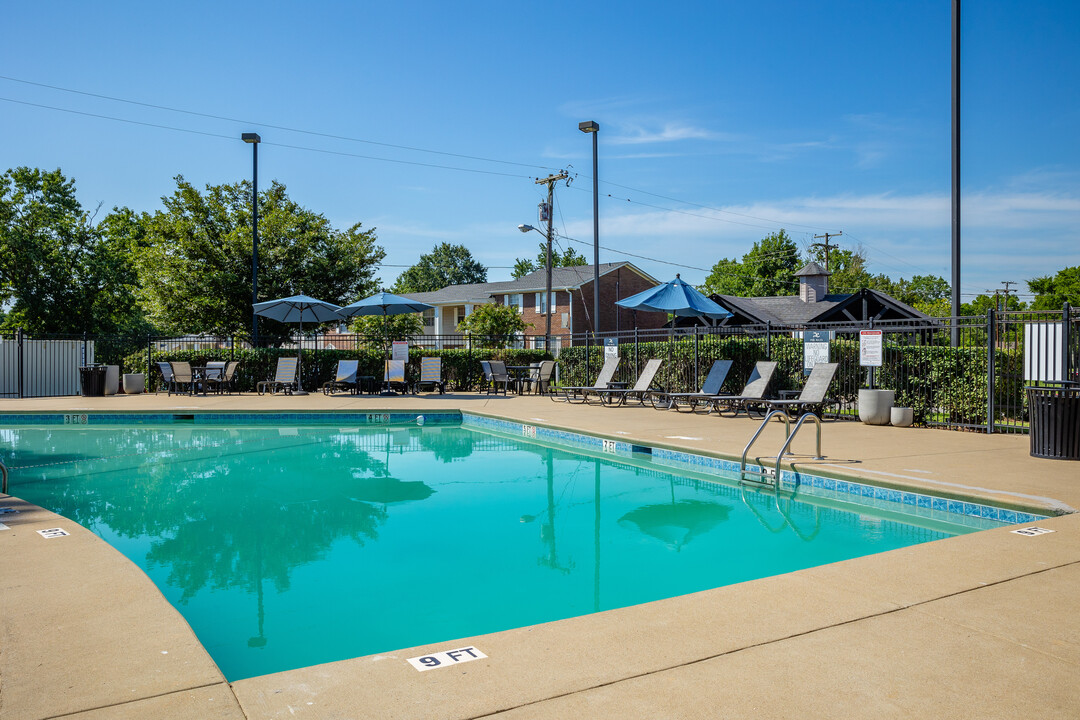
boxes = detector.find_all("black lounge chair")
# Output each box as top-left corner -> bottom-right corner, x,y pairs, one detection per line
708,361 -> 778,417
596,358 -> 664,407
650,359 -> 733,412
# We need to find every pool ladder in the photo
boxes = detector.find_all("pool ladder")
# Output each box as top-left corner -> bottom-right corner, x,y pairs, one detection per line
739,411 -> 824,489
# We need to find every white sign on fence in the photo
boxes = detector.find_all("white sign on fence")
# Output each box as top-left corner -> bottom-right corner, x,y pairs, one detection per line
859,330 -> 883,367
604,338 -> 618,360
391,340 -> 409,362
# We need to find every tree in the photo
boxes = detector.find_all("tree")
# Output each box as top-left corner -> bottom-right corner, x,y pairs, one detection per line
456,302 -> 529,348
0,167 -> 148,334
134,176 -> 385,337
392,243 -> 486,293
1028,266 -> 1080,310
348,312 -> 423,345
511,242 -> 587,279
701,230 -> 801,297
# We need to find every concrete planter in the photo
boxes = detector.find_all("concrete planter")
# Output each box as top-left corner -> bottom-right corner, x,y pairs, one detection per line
891,406 -> 914,427
122,373 -> 145,395
858,389 -> 895,425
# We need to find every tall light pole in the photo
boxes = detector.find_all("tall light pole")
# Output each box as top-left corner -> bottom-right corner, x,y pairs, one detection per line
951,0 -> 961,346
242,132 -> 261,344
579,120 -> 600,336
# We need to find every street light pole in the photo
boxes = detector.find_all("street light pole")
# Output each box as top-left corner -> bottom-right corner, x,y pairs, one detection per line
579,121 -> 600,336
243,132 -> 261,344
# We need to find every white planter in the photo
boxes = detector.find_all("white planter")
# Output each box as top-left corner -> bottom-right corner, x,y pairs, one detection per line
123,373 -> 145,394
859,389 -> 895,425
891,406 -> 914,427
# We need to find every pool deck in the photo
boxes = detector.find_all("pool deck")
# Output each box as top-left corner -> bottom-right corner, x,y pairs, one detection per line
2,392 -> 1078,719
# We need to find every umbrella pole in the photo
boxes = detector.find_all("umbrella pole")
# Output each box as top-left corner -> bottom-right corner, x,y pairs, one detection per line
293,313 -> 309,395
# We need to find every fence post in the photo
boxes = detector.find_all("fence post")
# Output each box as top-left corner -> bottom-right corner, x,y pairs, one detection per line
146,335 -> 152,388
17,327 -> 24,399
986,307 -> 995,434
693,326 -> 700,389
82,331 -> 88,368
765,321 -> 771,359
1064,302 -> 1072,383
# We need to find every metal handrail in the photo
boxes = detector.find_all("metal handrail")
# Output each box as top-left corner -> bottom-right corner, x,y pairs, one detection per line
739,410 -> 791,486
772,413 -> 824,481
1,459 -> 8,495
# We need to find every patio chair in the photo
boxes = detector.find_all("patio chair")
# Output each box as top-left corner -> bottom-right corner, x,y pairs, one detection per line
523,360 -> 556,395
206,360 -> 240,395
257,356 -> 298,395
595,358 -> 665,407
650,359 -> 733,412
384,359 -> 409,394
414,357 -> 445,394
322,359 -> 359,395
486,360 -> 514,395
758,362 -> 839,418
708,361 -> 778,417
155,361 -> 174,394
168,361 -> 198,396
557,356 -> 620,403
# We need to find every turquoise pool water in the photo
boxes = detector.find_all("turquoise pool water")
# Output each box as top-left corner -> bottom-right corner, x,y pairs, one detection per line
4,421 -> 994,680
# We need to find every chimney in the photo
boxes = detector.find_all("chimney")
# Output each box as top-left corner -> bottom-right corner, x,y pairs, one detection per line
795,262 -> 830,303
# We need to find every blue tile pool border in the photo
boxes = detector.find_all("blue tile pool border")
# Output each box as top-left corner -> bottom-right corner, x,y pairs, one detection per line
460,412 -> 1048,527
0,410 -> 1048,525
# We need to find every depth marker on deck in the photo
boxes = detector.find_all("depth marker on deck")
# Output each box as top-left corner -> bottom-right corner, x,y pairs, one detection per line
407,646 -> 486,672
1011,526 -> 1054,536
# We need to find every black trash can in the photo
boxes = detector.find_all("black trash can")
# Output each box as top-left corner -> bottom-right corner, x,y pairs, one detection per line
79,365 -> 107,397
1027,386 -> 1080,460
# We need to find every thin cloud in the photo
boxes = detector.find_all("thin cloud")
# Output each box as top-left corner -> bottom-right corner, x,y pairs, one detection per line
607,123 -> 732,145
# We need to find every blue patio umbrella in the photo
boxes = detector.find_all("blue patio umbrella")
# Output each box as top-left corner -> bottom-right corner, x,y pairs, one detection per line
336,291 -> 434,318
615,274 -> 731,322
253,294 -> 343,395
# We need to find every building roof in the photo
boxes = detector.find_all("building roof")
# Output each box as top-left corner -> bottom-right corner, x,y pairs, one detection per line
399,262 -> 657,306
706,288 -> 930,326
794,261 -> 830,277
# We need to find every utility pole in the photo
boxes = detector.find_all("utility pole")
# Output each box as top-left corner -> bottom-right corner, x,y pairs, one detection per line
535,171 -> 569,352
999,281 -> 1017,311
811,231 -> 842,294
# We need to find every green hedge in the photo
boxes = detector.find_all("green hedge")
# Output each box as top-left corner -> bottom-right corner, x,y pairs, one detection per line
554,336 -> 1021,428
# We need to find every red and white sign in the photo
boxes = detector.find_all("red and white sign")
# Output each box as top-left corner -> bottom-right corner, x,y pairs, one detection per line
859,330 -> 883,367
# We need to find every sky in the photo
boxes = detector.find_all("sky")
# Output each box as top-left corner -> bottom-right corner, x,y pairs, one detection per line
2,0 -> 1078,304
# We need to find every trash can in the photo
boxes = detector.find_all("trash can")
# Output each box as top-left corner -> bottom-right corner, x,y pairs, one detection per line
1027,386 -> 1080,460
79,365 -> 107,397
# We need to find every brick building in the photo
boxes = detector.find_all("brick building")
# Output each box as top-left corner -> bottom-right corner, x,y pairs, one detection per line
402,262 -> 665,348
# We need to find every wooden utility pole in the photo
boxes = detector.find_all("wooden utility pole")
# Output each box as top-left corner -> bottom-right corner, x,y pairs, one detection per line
810,231 -> 843,273
999,280 -> 1017,310
535,172 -> 568,351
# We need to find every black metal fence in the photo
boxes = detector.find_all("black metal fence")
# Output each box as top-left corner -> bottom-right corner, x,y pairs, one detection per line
3,307 -> 1077,436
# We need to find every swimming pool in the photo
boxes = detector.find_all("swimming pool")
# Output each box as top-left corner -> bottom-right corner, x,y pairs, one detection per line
2,414 -> 1020,681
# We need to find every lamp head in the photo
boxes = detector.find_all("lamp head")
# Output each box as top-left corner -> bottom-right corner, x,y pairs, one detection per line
242,132 -> 262,144
518,224 -> 535,233
578,121 -> 599,133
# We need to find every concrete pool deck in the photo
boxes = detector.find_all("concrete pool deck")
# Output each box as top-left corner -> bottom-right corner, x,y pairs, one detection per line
1,392 -> 1078,719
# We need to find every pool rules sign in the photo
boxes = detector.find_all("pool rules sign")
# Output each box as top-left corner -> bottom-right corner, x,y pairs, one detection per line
860,330 -> 884,367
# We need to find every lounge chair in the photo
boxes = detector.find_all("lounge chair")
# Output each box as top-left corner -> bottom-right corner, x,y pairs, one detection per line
384,359 -> 408,394
557,356 -> 620,403
206,360 -> 240,395
258,357 -> 298,395
759,362 -> 839,418
708,361 -> 778,417
322,359 -> 359,395
414,357 -> 445,394
650,359 -> 733,412
168,361 -> 198,396
596,358 -> 664,407
155,361 -> 174,394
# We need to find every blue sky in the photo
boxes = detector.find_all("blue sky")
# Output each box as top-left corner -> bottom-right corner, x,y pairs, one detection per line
2,1 -> 1077,303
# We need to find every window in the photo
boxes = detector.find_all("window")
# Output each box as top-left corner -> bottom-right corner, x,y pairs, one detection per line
534,292 -> 549,314
506,294 -> 523,313
456,307 -> 467,326
422,309 -> 435,328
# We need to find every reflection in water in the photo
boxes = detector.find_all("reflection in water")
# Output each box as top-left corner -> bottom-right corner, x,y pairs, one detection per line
619,490 -> 732,552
